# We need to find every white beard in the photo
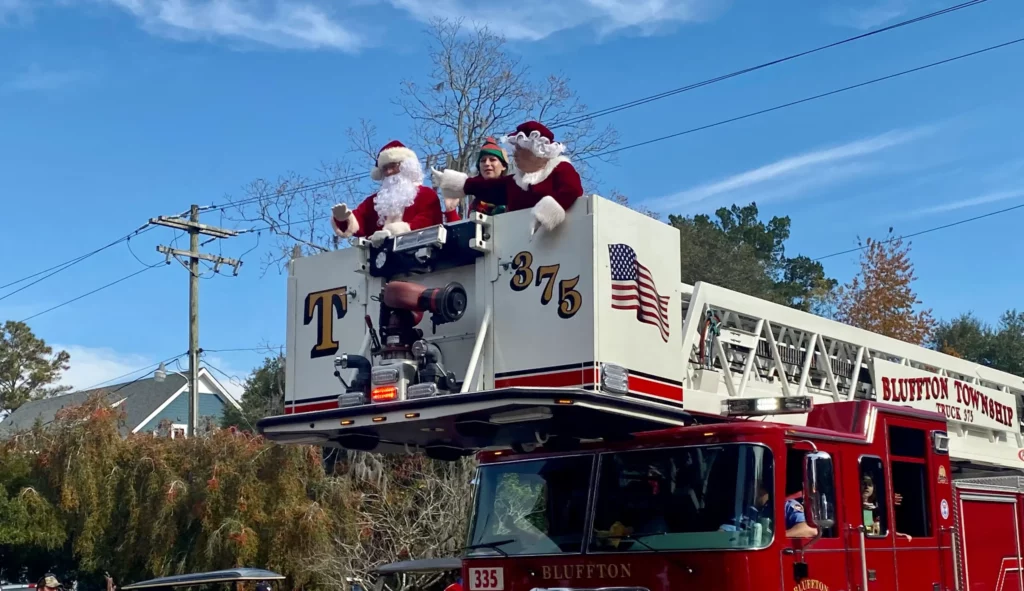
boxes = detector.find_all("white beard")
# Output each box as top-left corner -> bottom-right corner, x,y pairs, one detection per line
374,171 -> 420,225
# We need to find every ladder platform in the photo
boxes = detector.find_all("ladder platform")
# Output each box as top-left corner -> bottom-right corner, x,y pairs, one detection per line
258,388 -> 694,458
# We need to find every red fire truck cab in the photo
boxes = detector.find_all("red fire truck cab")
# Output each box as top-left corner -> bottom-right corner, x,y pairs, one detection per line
457,399 -> 961,591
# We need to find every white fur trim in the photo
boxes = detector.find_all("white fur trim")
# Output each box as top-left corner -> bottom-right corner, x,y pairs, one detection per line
501,130 -> 566,159
514,156 -> 570,190
383,220 -> 412,236
370,166 -> 383,181
377,146 -> 417,167
438,169 -> 468,198
333,213 -> 359,238
532,195 -> 565,231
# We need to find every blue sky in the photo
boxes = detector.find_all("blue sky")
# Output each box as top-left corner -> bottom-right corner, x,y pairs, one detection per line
2,0 -> 1023,394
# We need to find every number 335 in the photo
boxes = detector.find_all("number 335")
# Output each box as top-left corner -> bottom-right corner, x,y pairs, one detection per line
509,251 -> 582,319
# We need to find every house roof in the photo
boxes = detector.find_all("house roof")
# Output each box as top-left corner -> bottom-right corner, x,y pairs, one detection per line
0,368 -> 236,437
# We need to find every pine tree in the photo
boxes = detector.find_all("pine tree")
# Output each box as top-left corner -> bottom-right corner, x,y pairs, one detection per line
0,321 -> 71,413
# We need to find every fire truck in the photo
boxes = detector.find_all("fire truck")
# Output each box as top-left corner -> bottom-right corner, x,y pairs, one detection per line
257,195 -> 1024,591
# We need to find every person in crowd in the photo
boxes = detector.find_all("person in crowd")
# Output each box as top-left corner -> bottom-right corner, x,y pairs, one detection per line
38,574 -> 62,591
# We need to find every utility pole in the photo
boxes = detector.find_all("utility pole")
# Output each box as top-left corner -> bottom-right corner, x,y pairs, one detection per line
152,205 -> 241,437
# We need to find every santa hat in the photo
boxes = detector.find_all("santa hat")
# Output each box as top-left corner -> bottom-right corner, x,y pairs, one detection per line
500,121 -> 566,159
477,136 -> 508,170
370,140 -> 418,181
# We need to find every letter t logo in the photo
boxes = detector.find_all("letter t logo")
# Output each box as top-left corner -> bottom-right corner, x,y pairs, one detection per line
304,286 -> 348,358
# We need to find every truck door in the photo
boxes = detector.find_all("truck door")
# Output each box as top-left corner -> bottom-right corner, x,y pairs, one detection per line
887,423 -> 949,591
781,444 -> 851,591
852,455 -> 897,591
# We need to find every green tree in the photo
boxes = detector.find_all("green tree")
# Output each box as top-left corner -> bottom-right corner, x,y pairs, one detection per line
668,203 -> 836,311
0,321 -> 70,413
221,355 -> 285,430
932,310 -> 1024,375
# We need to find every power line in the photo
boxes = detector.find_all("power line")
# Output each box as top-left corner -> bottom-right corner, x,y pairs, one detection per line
16,30 -> 1020,314
204,346 -> 283,353
814,202 -> 1024,261
197,0 -> 989,217
20,264 -> 164,323
590,36 -> 1024,159
1,224 -> 153,298
227,36 -> 1024,237
550,0 -> 991,129
80,353 -> 188,392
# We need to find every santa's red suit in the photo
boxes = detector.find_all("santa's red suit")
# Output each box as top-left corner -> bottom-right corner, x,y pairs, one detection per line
332,140 -> 457,240
433,121 -> 583,232
333,185 -> 447,239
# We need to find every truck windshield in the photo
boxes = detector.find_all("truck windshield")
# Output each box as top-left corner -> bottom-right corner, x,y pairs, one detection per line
466,455 -> 593,557
590,443 -> 775,551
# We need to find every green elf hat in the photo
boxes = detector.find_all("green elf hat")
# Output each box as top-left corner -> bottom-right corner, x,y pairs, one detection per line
477,137 -> 508,170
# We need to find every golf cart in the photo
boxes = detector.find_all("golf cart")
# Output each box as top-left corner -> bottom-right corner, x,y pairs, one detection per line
367,559 -> 461,591
120,569 -> 285,591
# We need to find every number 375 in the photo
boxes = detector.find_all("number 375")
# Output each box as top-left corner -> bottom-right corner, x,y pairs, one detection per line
509,251 -> 583,319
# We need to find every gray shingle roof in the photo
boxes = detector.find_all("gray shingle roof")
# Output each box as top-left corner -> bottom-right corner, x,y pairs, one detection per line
0,373 -> 188,437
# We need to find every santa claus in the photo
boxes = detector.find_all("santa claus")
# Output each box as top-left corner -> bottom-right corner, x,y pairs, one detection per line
332,140 -> 453,242
432,121 -> 584,234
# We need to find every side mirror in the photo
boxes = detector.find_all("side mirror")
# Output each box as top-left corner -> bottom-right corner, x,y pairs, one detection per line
803,451 -> 836,530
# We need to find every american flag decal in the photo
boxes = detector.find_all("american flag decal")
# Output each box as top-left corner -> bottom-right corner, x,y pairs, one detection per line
609,243 -> 671,342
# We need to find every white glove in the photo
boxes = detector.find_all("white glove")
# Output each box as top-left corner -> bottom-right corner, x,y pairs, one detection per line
331,202 -> 351,221
430,167 -> 444,188
444,197 -> 461,212
370,229 -> 392,247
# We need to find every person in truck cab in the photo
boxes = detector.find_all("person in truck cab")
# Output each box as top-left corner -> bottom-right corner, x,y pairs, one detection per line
719,482 -> 818,538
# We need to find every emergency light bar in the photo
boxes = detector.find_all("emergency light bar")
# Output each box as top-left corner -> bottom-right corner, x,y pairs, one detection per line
722,396 -> 813,417
393,225 -> 447,253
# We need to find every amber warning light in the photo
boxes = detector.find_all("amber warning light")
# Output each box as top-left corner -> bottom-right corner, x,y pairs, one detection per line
371,386 -> 398,402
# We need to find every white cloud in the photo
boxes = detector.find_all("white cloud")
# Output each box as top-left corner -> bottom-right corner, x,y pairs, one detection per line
387,0 -> 727,41
53,345 -> 246,401
824,0 -> 909,30
54,344 -> 155,392
899,189 -> 1024,219
6,0 -> 724,49
101,0 -> 363,50
0,0 -> 31,23
3,64 -> 88,92
644,126 -> 930,213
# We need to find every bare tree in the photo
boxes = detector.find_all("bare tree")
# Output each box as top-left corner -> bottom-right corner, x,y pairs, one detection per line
229,19 -> 619,270
398,18 -> 619,187
231,160 -> 366,274
305,455 -> 475,591
609,189 -> 660,220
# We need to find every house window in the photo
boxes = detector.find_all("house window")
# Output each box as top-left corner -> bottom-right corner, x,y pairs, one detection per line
171,424 -> 188,439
